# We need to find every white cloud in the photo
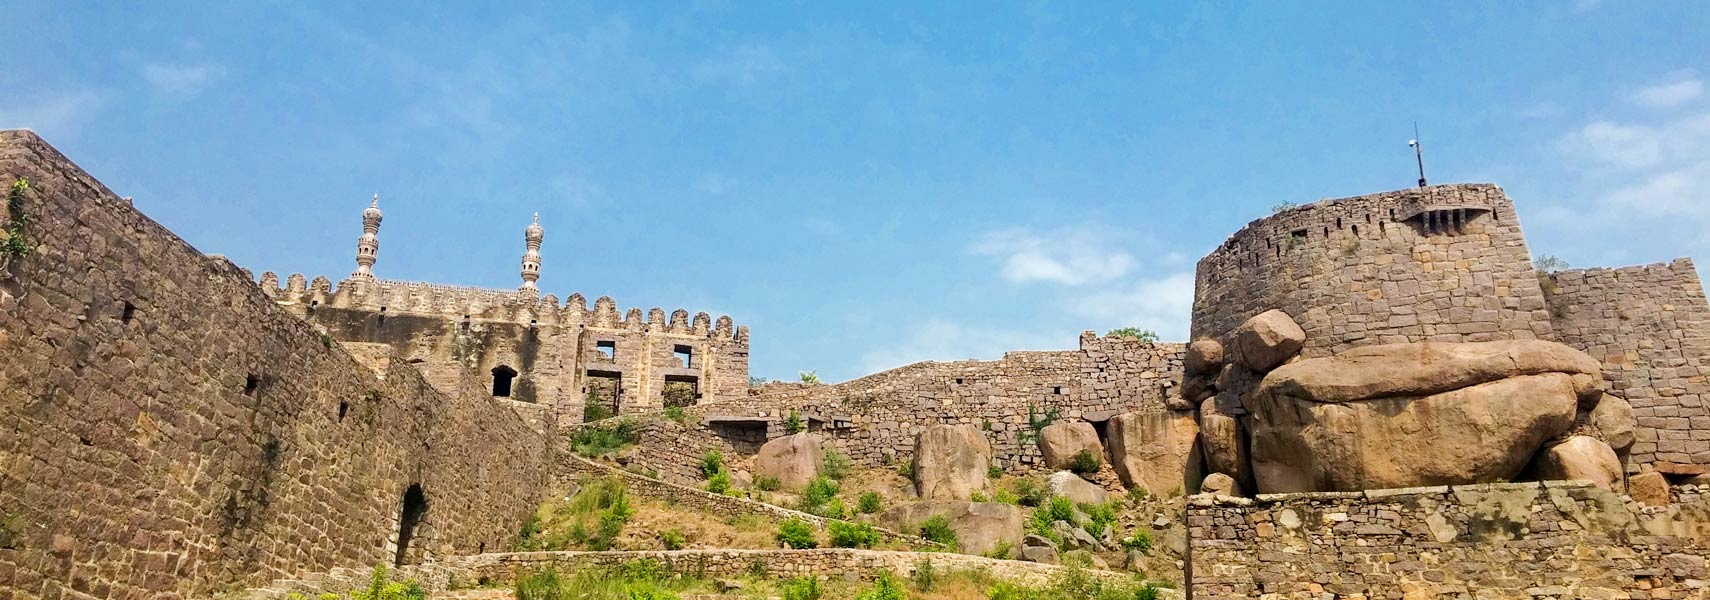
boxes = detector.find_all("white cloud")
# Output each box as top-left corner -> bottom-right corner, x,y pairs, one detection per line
142,62 -> 226,95
970,227 -> 1137,286
858,319 -> 1070,374
697,173 -> 737,195
1629,76 -> 1703,109
0,90 -> 108,135
1560,121 -> 1664,169
1602,161 -> 1710,220
1516,102 -> 1565,120
1070,271 -> 1195,341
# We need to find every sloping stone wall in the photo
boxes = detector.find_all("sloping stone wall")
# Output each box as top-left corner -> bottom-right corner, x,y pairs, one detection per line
1545,259 -> 1710,472
613,334 -> 1184,484
1187,481 -> 1710,598
0,130 -> 552,599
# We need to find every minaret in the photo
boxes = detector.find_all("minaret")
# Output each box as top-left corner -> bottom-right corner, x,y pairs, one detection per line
520,212 -> 543,291
354,194 -> 382,279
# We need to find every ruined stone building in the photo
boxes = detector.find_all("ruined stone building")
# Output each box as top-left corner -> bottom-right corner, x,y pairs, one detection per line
258,198 -> 750,428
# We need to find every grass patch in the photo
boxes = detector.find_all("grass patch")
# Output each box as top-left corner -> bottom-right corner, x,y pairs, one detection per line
570,419 -> 640,457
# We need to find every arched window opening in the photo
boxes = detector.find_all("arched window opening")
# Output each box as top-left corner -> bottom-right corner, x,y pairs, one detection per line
394,484 -> 428,567
491,365 -> 518,397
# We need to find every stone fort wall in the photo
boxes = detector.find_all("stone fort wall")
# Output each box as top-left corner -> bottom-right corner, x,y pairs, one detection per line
618,333 -> 1185,485
1545,259 -> 1710,473
1187,481 -> 1710,598
0,130 -> 552,599
261,277 -> 749,428
1191,184 -> 1553,355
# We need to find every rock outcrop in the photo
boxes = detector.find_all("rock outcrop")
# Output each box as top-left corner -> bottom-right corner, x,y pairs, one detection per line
1526,436 -> 1623,491
1186,339 -> 1224,376
1232,309 -> 1306,371
754,432 -> 822,492
1045,470 -> 1109,506
1201,472 -> 1241,497
1105,410 -> 1200,496
1197,400 -> 1250,493
913,424 -> 993,500
1037,421 -> 1102,471
880,501 -> 1022,556
1590,395 -> 1637,452
1628,471 -> 1671,506
1245,340 -> 1599,493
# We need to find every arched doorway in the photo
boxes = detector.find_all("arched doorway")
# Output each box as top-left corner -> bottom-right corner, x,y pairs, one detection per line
394,484 -> 428,567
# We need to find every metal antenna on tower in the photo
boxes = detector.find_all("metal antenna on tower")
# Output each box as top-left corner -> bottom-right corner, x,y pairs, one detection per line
1408,123 -> 1427,188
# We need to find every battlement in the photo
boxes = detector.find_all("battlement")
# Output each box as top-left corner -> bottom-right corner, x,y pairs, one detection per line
256,272 -> 748,343
1198,183 -> 1511,280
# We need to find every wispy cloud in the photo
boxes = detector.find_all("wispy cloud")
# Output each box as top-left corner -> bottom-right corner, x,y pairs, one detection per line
970,226 -> 1137,286
1070,271 -> 1195,341
1628,73 -> 1703,109
858,319 -> 1069,373
697,173 -> 738,195
142,62 -> 226,96
0,90 -> 109,135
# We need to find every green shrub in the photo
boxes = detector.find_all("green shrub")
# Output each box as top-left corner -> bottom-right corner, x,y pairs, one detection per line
828,520 -> 880,548
583,400 -> 613,423
896,461 -> 914,478
992,489 -> 1018,505
1137,584 -> 1161,600
909,558 -> 936,592
514,513 -> 544,550
663,405 -> 687,423
1011,478 -> 1047,507
799,476 -> 840,514
570,419 -> 640,457
513,566 -> 565,600
971,492 -> 988,502
2,179 -> 31,260
705,468 -> 733,494
784,410 -> 804,434
1126,486 -> 1149,505
699,451 -> 724,479
350,564 -> 426,600
776,518 -> 818,549
1069,449 -> 1102,474
985,581 -> 1030,600
855,573 -> 908,600
1082,501 -> 1119,538
782,577 -> 823,600
821,450 -> 852,480
1105,327 -> 1160,343
659,529 -> 687,550
817,497 -> 848,520
987,464 -> 1004,479
857,491 -> 883,514
917,515 -> 957,548
983,539 -> 1014,559
755,475 -> 781,492
1120,529 -> 1152,552
1028,496 -> 1078,543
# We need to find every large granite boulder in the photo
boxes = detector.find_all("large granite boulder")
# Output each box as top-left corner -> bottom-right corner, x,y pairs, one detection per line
754,432 -> 822,492
1019,534 -> 1058,564
1232,309 -> 1306,371
1038,421 -> 1102,471
913,424 -> 992,500
880,501 -> 1022,556
1185,339 -> 1225,376
1106,410 -> 1200,496
1629,471 -> 1671,506
1245,340 -> 1598,493
1200,472 -> 1241,497
1045,470 -> 1109,506
1197,399 -> 1251,492
1590,395 -> 1637,452
1526,436 -> 1623,491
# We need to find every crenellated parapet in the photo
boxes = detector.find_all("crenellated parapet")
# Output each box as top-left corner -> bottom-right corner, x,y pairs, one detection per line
255,272 -> 748,344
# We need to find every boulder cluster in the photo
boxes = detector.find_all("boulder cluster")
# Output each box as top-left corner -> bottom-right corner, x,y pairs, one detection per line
1187,308 -> 1643,498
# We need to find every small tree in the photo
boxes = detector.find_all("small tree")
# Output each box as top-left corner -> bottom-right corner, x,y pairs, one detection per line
783,410 -> 804,434
799,370 -> 821,384
1105,327 -> 1159,343
776,518 -> 818,549
1534,254 -> 1570,274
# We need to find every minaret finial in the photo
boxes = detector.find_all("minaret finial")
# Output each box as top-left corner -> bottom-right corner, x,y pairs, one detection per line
520,213 -> 544,292
354,194 -> 384,278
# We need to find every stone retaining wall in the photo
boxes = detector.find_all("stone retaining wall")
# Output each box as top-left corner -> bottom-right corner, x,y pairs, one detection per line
1187,480 -> 1710,598
231,549 -> 1164,599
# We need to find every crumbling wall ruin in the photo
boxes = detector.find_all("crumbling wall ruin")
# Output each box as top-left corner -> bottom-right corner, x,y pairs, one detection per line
0,130 -> 552,599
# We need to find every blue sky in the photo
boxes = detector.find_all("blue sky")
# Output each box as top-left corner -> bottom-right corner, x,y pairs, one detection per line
4,2 -> 1708,382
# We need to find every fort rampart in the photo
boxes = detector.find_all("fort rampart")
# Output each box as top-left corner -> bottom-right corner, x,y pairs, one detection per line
0,130 -> 552,599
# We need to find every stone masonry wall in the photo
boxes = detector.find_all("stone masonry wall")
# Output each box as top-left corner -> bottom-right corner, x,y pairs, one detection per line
1545,259 -> 1710,472
1191,184 -> 1553,355
1188,481 -> 1710,599
620,333 -> 1184,485
0,130 -> 552,599
265,282 -> 750,428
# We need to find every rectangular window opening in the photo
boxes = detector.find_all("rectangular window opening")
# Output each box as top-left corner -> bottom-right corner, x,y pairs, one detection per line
663,374 -> 699,408
673,344 -> 693,368
584,369 -> 622,421
595,340 -> 616,361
